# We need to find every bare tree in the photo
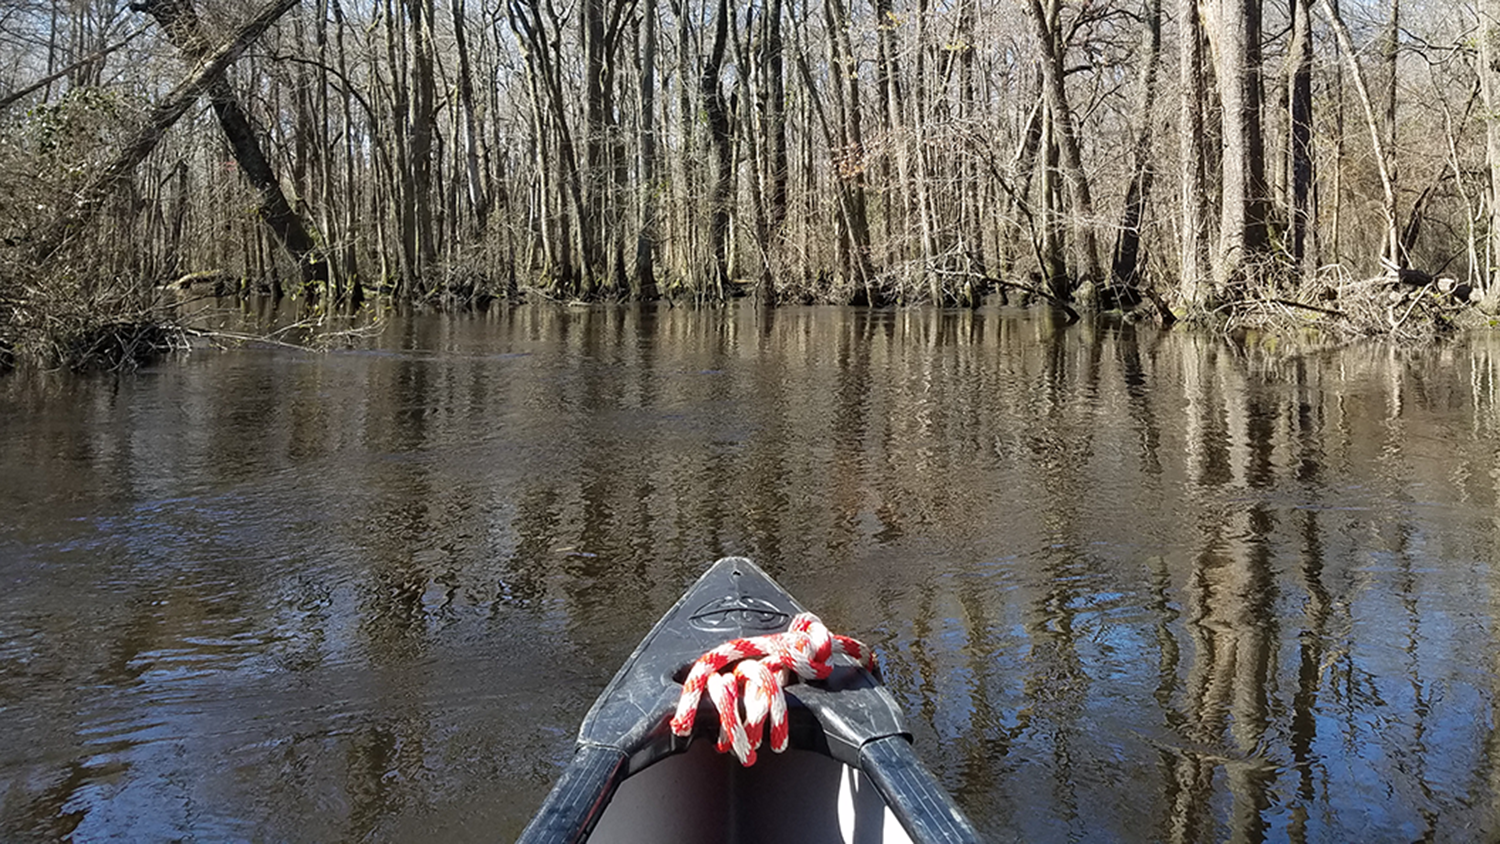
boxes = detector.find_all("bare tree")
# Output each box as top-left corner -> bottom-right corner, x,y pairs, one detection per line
1177,0 -> 1211,309
1208,0 -> 1269,287
132,0 -> 327,296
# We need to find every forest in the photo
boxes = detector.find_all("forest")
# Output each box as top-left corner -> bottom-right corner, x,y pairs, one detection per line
2,0 -> 1499,368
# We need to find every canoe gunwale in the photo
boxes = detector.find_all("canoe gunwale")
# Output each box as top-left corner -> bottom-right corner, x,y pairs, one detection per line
515,557 -> 981,844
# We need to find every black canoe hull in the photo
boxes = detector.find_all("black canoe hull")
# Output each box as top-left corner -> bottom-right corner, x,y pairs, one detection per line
516,557 -> 980,844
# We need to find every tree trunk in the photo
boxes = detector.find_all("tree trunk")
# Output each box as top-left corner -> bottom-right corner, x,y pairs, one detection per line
33,0 -> 302,263
1384,0 -> 1399,234
762,0 -> 789,239
1481,0 -> 1500,310
1109,0 -> 1162,292
1208,0 -> 1269,288
452,0 -> 490,233
1288,0 -> 1314,273
702,0 -> 733,300
1319,0 -> 1399,272
1178,0 -> 1211,307
633,0 -> 659,299
509,0 -> 591,293
872,0 -> 906,270
1039,104 -> 1068,298
406,0 -> 438,284
1025,0 -> 1102,290
581,0 -> 612,293
794,49 -> 874,294
912,0 -> 942,302
999,73 -> 1044,277
824,0 -> 873,299
132,0 -> 327,294
956,0 -> 985,293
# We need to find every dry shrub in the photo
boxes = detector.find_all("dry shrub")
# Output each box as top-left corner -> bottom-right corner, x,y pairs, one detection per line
0,88 -> 186,372
1,246 -> 186,371
1221,262 -> 1485,342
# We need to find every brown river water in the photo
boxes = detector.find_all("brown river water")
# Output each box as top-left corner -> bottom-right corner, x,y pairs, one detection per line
4,303 -> 1500,842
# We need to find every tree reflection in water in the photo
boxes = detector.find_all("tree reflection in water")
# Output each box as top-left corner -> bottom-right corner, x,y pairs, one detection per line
3,304 -> 1500,841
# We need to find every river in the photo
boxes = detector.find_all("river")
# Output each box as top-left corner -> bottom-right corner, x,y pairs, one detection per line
3,303 -> 1500,842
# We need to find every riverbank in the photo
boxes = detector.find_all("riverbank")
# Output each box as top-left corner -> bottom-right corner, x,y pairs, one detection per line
3,264 -> 1496,373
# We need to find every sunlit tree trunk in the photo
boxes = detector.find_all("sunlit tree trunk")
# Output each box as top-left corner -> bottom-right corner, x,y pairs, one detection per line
407,0 -> 438,284
1319,0 -> 1399,272
762,0 -> 789,241
872,0 -> 906,270
670,0 -> 699,286
1178,0 -> 1211,308
384,0 -> 415,289
1384,0 -> 1399,237
581,0 -> 630,293
509,0 -> 590,293
452,0 -> 490,234
794,48 -> 874,295
1039,104 -> 1068,294
734,7 -> 769,289
912,0 -> 943,302
1481,0 -> 1500,310
999,74 -> 1043,278
33,0 -> 303,263
956,0 -> 985,293
824,0 -> 873,299
1208,0 -> 1269,288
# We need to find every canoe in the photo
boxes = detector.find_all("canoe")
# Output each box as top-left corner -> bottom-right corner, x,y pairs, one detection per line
516,556 -> 981,844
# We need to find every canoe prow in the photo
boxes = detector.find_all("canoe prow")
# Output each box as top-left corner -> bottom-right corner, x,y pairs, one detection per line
517,557 -> 980,844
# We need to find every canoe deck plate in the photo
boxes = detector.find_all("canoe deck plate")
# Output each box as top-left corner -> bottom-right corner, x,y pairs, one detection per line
687,595 -> 791,633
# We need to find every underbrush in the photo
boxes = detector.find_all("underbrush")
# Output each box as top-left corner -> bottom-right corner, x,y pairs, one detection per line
1212,264 -> 1492,342
1,252 -> 186,372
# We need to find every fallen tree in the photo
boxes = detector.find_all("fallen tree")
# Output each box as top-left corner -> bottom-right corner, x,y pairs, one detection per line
3,0 -> 301,371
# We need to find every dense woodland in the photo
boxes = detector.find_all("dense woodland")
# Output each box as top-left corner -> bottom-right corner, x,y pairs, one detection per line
2,0 -> 1500,366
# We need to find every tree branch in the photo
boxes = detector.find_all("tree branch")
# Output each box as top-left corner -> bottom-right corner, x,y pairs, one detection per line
31,0 -> 301,263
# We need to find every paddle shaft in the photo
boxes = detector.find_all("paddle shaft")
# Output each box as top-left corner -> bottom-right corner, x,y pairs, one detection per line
860,736 -> 983,844
515,744 -> 629,844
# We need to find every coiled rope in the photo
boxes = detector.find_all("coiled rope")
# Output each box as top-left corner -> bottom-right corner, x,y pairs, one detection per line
670,612 -> 879,766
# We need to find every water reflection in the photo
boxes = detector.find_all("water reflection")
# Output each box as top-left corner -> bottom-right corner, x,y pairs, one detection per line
4,306 -> 1500,841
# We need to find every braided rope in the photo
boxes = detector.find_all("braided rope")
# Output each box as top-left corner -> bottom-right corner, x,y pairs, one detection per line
670,611 -> 879,766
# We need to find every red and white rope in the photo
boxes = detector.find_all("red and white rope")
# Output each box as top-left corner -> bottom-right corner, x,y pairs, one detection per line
670,611 -> 879,766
